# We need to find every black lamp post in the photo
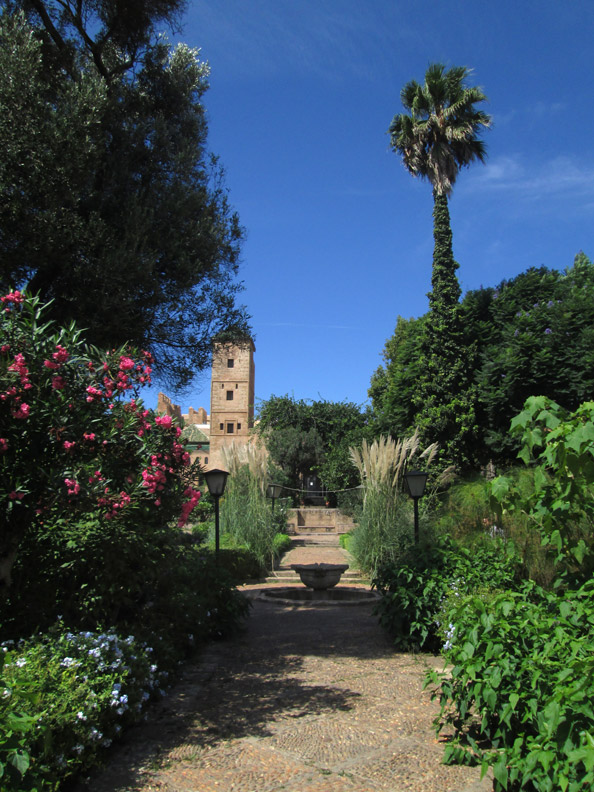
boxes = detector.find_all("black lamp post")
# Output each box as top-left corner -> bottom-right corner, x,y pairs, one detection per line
403,470 -> 429,544
204,468 -> 229,562
266,483 -> 284,516
266,483 -> 284,576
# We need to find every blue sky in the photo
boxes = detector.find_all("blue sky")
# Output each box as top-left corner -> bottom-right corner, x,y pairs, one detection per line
145,0 -> 594,416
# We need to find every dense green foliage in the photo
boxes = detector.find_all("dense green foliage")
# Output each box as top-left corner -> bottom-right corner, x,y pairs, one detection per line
430,581 -> 594,792
256,395 -> 369,501
413,193 -> 479,469
371,253 -> 594,468
419,398 -> 594,791
0,6 -> 248,389
474,254 -> 594,462
490,395 -> 594,577
374,537 -> 521,652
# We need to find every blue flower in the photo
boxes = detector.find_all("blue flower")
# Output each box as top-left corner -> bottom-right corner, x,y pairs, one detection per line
545,328 -> 552,334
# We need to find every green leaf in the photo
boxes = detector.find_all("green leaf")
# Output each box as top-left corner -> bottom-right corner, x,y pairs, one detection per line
493,755 -> 508,788
565,423 -> 594,454
543,700 -> 561,736
8,749 -> 30,776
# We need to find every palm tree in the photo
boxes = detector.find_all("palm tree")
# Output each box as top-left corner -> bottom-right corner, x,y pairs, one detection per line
388,64 -> 491,471
389,63 -> 490,200
389,63 -> 490,308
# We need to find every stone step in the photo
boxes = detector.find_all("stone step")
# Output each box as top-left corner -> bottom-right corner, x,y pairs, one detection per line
292,526 -> 337,534
289,533 -> 341,545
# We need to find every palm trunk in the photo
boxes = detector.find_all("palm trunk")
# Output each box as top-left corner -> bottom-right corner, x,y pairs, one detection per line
428,190 -> 461,313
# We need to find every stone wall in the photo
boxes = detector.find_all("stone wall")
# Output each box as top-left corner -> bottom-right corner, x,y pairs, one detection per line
287,508 -> 356,535
157,392 -> 182,422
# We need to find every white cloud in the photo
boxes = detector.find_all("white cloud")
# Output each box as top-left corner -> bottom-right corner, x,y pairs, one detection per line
461,154 -> 594,207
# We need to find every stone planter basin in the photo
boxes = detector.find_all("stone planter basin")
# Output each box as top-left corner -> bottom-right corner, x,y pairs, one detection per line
291,563 -> 349,590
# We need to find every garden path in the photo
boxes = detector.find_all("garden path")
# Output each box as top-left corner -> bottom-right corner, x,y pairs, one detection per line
73,544 -> 492,792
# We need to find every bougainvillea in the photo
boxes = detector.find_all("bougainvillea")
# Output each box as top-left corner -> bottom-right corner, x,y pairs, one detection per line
0,293 -> 201,596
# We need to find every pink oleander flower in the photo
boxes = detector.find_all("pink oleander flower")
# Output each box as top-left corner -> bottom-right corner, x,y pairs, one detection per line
1,344 -> 10,353
9,491 -> 25,500
0,438 -> 8,452
12,403 -> 30,419
86,386 -> 102,403
1,290 -> 24,305
64,478 -> 80,496
178,487 -> 201,528
119,356 -> 135,371
44,359 -> 60,370
52,376 -> 66,390
63,440 -> 76,452
52,345 -> 69,364
155,415 -> 172,429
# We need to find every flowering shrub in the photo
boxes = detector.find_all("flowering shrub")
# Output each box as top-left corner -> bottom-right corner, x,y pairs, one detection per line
0,293 -> 251,790
0,292 -> 201,621
0,624 -> 165,790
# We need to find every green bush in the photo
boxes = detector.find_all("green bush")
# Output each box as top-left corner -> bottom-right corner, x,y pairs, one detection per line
428,397 -> 594,790
435,469 -> 559,586
339,532 -> 353,551
215,547 -> 264,583
430,580 -> 594,791
373,537 -> 522,652
272,532 -> 292,557
0,625 -> 163,790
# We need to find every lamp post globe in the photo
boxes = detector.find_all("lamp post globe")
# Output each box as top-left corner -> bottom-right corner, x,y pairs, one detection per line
204,469 -> 229,562
403,470 -> 429,545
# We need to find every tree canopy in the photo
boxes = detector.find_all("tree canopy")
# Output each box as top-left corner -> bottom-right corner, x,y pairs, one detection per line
0,4 -> 249,391
370,252 -> 594,469
256,395 -> 369,499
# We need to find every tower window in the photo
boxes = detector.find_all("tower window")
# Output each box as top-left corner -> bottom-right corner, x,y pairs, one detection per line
221,383 -> 224,389
219,423 -> 224,430
227,423 -> 234,434
226,390 -> 233,401
227,359 -> 234,368
237,423 -> 242,431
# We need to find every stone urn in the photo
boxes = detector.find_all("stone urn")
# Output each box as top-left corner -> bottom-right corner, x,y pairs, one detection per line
291,563 -> 349,590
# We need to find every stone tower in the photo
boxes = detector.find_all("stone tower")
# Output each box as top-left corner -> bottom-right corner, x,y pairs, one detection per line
209,339 -> 255,469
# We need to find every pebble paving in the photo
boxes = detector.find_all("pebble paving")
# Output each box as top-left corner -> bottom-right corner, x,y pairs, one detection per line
74,541 -> 492,792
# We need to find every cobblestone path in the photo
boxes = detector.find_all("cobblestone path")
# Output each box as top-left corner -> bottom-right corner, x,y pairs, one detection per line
75,593 -> 491,792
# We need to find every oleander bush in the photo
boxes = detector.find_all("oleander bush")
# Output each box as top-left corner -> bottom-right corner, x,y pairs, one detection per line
0,292 -> 250,790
